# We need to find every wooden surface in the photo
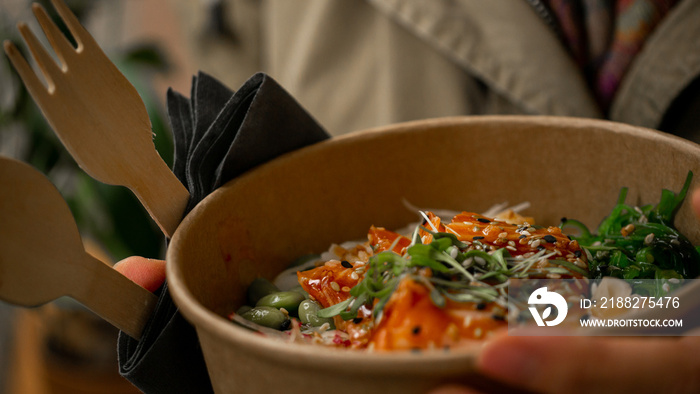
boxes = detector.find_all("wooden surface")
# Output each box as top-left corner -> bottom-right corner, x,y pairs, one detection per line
3,0 -> 189,238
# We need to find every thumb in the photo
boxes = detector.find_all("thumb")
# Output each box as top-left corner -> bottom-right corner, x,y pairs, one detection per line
113,256 -> 166,293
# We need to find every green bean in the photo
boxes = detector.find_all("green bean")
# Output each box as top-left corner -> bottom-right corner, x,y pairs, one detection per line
255,291 -> 306,315
246,277 -> 280,305
241,306 -> 288,330
298,299 -> 335,329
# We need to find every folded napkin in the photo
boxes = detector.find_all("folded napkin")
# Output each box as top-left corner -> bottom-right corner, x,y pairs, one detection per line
118,72 -> 330,393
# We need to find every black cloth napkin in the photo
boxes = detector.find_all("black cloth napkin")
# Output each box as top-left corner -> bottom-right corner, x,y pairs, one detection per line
117,72 -> 330,393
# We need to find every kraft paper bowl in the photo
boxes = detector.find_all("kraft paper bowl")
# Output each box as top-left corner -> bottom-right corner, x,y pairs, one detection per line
166,116 -> 700,393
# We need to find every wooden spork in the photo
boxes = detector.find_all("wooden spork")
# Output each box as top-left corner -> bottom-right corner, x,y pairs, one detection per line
3,0 -> 189,238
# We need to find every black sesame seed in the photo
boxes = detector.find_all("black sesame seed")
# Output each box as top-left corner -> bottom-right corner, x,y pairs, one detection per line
537,245 -> 545,251
476,302 -> 487,310
473,236 -> 485,240
341,260 -> 353,269
574,250 -> 582,258
492,314 -> 506,321
560,217 -> 567,223
280,319 -> 292,330
412,326 -> 422,335
543,235 -> 557,243
477,218 -> 491,223
352,317 -> 363,324
519,234 -> 527,239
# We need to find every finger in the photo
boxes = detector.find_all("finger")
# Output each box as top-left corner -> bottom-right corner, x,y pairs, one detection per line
691,188 -> 700,220
113,256 -> 166,293
477,334 -> 700,394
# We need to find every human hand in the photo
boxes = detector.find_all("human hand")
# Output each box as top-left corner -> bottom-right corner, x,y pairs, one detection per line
430,188 -> 700,394
113,256 -> 166,293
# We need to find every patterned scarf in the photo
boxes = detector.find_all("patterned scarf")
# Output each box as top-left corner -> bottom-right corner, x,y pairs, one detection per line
542,0 -> 678,112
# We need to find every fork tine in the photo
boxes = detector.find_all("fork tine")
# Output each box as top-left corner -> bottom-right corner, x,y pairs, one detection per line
32,3 -> 75,66
48,0 -> 95,50
3,40 -> 50,103
17,22 -> 61,92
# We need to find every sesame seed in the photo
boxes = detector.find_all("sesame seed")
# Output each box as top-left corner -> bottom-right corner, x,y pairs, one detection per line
330,282 -> 340,291
621,224 -> 635,236
341,260 -> 353,268
547,273 -> 561,279
412,326 -> 421,335
473,236 -> 485,240
508,240 -> 516,247
476,302 -> 487,310
530,239 -> 541,248
644,233 -> 655,245
522,231 -> 532,236
341,286 -> 351,292
350,272 -> 359,280
474,328 -> 483,338
325,260 -> 340,267
574,250 -> 582,258
543,235 -> 557,243
477,218 -> 490,223
518,234 -> 527,239
463,315 -> 473,327
492,314 -> 505,321
506,245 -> 517,251
280,319 -> 291,330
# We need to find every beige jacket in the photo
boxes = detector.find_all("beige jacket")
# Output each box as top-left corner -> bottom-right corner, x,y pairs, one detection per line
172,0 -> 700,140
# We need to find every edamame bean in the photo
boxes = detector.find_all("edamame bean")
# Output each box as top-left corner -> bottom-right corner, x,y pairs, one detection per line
255,291 -> 306,315
241,306 -> 288,330
298,299 -> 335,329
246,277 -> 280,305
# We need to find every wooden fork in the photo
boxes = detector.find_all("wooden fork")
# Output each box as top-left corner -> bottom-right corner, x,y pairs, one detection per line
3,0 -> 189,238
